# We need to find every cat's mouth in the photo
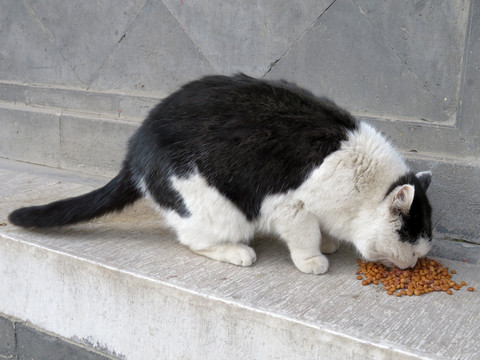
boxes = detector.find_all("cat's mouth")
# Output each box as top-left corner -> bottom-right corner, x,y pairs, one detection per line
366,255 -> 415,269
367,257 -> 397,269
382,260 -> 396,268
388,259 -> 419,270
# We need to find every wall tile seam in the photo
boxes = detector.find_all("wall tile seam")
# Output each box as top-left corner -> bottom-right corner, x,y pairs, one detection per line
0,81 -> 463,127
351,0 -> 459,115
263,0 -> 338,78
455,0 -> 476,129
363,117 -> 480,163
160,1 -> 216,73
20,0 -> 86,87
0,100 -> 143,125
84,0 -> 153,90
1,100 -> 478,166
355,112 -> 457,127
402,151 -> 480,168
0,79 -> 165,99
0,81 -> 161,122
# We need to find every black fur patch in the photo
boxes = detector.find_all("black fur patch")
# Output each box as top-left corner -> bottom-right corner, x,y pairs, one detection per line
8,167 -> 140,228
129,74 -> 358,220
386,173 -> 432,243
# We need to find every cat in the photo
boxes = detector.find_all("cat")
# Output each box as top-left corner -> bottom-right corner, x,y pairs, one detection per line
8,74 -> 432,274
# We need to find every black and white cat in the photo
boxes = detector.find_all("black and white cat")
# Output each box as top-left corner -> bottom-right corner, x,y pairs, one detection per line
9,74 -> 432,274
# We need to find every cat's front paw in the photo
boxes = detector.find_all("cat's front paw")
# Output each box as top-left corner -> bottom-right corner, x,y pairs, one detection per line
293,254 -> 329,274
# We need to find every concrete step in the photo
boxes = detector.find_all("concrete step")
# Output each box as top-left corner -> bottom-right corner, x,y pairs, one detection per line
0,158 -> 479,360
0,80 -> 151,177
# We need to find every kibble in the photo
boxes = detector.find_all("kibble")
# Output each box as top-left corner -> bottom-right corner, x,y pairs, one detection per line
355,257 -> 474,297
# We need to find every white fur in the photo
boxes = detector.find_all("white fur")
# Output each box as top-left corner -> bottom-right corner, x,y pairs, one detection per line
140,122 -> 430,273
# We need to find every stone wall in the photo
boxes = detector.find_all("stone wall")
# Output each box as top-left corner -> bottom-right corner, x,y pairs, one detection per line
0,0 -> 478,242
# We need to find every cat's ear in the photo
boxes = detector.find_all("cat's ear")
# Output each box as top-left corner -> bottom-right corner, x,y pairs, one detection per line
391,184 -> 415,215
416,171 -> 432,191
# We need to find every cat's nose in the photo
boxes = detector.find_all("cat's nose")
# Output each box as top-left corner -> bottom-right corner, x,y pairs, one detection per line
393,260 -> 414,270
398,259 -> 417,269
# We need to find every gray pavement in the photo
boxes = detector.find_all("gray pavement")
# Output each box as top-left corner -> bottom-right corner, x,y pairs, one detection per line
0,158 -> 479,359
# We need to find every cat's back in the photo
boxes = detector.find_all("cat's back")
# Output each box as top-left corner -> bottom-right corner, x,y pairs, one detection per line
132,74 -> 359,219
144,74 -> 357,151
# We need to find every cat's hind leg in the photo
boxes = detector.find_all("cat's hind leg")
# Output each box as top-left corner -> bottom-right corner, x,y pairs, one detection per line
167,213 -> 257,266
167,215 -> 257,267
320,232 -> 340,254
190,243 -> 257,266
165,172 -> 257,267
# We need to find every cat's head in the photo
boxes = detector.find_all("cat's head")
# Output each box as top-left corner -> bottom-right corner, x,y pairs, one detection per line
358,171 -> 432,269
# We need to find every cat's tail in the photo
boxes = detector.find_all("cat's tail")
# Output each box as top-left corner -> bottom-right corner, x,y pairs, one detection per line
8,168 -> 141,228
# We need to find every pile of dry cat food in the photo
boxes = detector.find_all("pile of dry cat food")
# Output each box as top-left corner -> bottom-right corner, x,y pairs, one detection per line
356,257 -> 474,297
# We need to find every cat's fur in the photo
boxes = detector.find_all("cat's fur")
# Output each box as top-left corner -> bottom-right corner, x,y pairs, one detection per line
8,74 -> 433,274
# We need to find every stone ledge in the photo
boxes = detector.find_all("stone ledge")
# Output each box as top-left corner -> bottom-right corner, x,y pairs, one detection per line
0,159 -> 479,359
0,104 -> 138,177
0,80 -> 160,122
